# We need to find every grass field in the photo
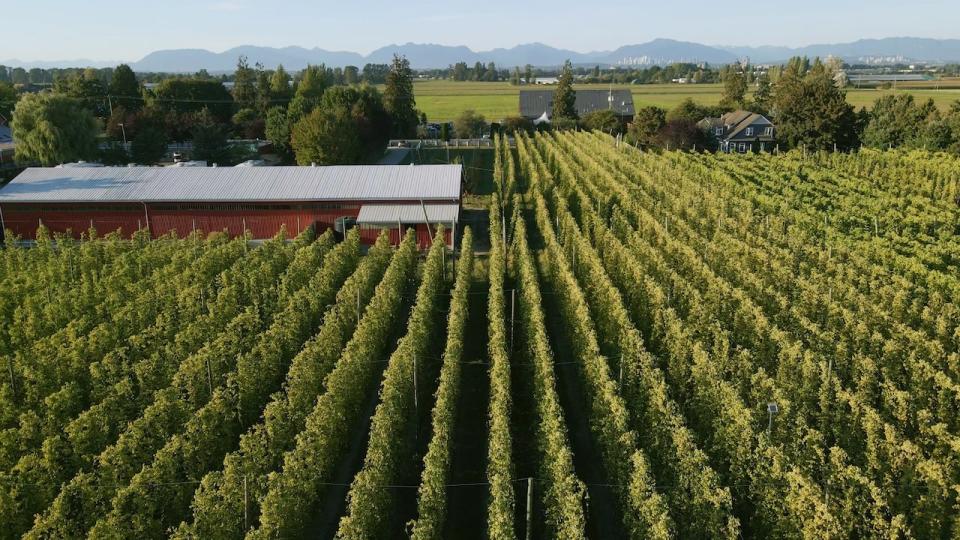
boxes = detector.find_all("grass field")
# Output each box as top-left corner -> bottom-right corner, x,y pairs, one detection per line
409,80 -> 960,121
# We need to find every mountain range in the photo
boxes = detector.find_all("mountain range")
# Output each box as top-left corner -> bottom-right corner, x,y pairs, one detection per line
4,37 -> 960,72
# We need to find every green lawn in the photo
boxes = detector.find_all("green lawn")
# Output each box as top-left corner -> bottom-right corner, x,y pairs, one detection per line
407,80 -> 960,122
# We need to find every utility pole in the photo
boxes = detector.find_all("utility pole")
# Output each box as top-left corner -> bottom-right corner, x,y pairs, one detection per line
510,289 -> 516,352
206,358 -> 214,398
525,477 -> 534,540
767,402 -> 779,436
7,357 -> 15,403
243,475 -> 249,531
413,353 -> 419,442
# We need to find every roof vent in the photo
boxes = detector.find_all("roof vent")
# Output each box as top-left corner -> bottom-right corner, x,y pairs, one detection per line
311,162 -> 316,167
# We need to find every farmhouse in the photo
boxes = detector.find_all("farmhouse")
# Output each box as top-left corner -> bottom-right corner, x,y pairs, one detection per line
519,89 -> 635,124
699,110 -> 776,153
0,164 -> 461,248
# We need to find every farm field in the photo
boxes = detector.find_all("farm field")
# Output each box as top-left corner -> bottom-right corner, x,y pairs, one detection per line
408,80 -> 960,121
1,133 -> 960,538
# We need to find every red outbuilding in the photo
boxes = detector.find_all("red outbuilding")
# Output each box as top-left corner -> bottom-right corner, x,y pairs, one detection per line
0,164 -> 462,249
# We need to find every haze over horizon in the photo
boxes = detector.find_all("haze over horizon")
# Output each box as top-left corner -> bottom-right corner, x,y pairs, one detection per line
5,0 -> 959,62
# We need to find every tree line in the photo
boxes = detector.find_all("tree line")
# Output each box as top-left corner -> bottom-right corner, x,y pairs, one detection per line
3,56 -> 420,166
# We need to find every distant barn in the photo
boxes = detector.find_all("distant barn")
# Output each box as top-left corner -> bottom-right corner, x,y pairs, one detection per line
0,164 -> 462,248
519,89 -> 635,124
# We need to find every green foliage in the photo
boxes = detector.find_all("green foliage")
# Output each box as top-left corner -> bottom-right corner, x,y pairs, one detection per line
179,233 -> 393,539
628,105 -> 666,146
232,55 -> 258,111
409,229 -> 474,539
269,64 -> 292,102
130,122 -> 168,164
666,97 -> 709,123
291,85 -> 389,165
581,109 -> 620,134
191,108 -> 233,164
772,57 -> 859,150
265,105 -> 293,159
291,105 -> 361,165
752,73 -> 773,115
720,69 -> 748,109
863,94 -> 942,150
108,64 -> 142,111
151,78 -> 234,124
384,54 -> 419,138
251,232 -> 418,539
12,92 -> 98,165
336,230 -> 448,539
287,64 -> 330,122
453,109 -> 487,138
501,115 -> 534,135
0,81 -> 17,123
232,107 -> 264,139
53,70 -> 108,116
97,141 -> 129,165
86,233 -> 360,538
552,60 -> 577,121
485,189 -> 516,539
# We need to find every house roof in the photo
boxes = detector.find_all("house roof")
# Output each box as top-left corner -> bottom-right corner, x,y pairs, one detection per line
519,89 -> 635,119
0,165 -> 462,204
706,110 -> 775,141
357,203 -> 460,224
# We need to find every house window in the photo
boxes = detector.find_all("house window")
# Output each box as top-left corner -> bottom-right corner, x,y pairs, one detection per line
764,127 -> 773,136
739,143 -> 747,153
715,127 -> 723,136
745,127 -> 754,137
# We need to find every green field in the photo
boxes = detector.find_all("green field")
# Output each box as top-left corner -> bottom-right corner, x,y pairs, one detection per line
409,80 -> 960,121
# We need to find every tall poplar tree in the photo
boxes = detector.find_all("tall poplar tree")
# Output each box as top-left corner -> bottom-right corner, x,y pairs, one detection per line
552,60 -> 577,121
384,54 -> 418,138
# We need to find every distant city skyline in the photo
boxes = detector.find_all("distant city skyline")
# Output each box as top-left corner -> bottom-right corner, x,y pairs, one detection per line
4,0 -> 959,62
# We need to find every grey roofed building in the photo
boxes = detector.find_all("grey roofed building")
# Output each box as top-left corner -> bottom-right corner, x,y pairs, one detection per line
357,203 -> 460,224
848,74 -> 932,84
0,164 -> 462,203
519,89 -> 635,121
699,110 -> 776,153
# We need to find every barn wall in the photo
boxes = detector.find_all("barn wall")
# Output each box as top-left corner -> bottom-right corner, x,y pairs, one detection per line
0,202 -> 456,248
147,206 -> 356,240
0,203 -> 145,240
358,223 -> 453,249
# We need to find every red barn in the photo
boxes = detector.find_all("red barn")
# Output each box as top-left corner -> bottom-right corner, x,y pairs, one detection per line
0,164 -> 462,248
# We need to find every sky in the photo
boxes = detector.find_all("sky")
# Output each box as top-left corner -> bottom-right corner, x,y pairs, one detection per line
4,0 -> 959,61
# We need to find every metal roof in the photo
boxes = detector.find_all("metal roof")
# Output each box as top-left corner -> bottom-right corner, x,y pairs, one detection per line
519,89 -> 635,119
0,165 -> 462,203
357,203 -> 460,224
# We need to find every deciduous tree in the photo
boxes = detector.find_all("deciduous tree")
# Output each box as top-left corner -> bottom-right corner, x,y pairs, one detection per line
109,64 -> 142,111
772,57 -> 858,151
453,109 -> 487,138
12,92 -> 98,165
581,109 -> 620,133
628,106 -> 666,146
288,65 -> 329,123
